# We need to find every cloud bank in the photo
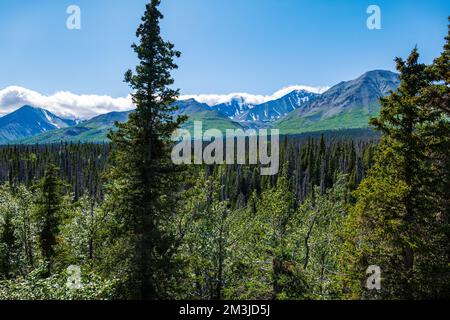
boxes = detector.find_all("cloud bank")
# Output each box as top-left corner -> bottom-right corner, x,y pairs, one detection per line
179,85 -> 330,106
0,86 -> 134,120
0,85 -> 329,119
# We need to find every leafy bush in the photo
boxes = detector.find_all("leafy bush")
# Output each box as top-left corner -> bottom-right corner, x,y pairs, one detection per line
0,265 -> 118,300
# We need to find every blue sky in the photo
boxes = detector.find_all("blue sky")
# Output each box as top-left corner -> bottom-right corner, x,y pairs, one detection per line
0,0 -> 449,99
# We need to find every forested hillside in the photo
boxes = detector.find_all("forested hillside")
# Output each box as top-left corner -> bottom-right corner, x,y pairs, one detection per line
0,134 -> 375,299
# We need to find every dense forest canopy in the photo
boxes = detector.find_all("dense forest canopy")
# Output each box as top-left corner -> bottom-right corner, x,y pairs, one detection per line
0,1 -> 448,300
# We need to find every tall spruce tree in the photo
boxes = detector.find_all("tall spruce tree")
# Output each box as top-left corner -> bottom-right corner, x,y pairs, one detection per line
425,19 -> 450,294
103,0 -> 185,299
339,46 -> 450,299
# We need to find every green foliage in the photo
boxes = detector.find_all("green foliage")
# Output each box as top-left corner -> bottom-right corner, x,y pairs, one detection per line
102,0 -> 185,299
295,178 -> 347,299
179,165 -> 349,300
340,43 -> 450,299
0,143 -> 110,201
33,164 -> 70,276
0,10 -> 448,303
0,181 -> 117,300
0,185 -> 36,278
59,196 -> 106,265
231,173 -> 348,300
178,169 -> 235,300
0,264 -> 117,300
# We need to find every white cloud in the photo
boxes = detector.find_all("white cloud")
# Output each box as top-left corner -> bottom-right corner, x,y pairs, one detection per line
271,85 -> 329,98
0,86 -> 134,120
179,92 -> 268,106
180,85 -> 329,106
0,84 -> 330,120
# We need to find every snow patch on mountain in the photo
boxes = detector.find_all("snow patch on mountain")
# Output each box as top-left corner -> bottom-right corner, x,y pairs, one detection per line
43,109 -> 63,129
179,85 -> 329,107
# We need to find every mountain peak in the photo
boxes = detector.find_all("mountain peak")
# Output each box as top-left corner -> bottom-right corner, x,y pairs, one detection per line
0,105 -> 77,144
17,104 -> 36,110
277,69 -> 401,134
273,85 -> 329,96
12,105 -> 42,114
356,69 -> 399,82
361,69 -> 397,76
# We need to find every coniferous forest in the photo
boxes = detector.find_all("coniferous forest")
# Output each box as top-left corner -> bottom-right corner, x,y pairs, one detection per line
0,1 -> 449,300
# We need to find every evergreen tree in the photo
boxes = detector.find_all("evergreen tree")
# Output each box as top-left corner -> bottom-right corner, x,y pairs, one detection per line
340,47 -> 450,299
425,19 -> 450,294
0,186 -> 17,279
33,164 -> 68,277
103,0 -> 185,299
426,17 -> 450,116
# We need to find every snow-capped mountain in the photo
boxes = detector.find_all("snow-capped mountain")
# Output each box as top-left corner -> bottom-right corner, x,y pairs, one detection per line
16,99 -> 243,144
0,105 -> 76,143
236,89 -> 320,123
211,96 -> 255,119
0,70 -> 402,143
208,89 -> 320,124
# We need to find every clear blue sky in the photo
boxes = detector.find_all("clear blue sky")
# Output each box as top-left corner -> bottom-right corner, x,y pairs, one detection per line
0,0 -> 449,97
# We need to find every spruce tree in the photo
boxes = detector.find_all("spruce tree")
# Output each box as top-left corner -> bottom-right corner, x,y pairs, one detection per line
425,19 -> 450,295
34,164 -> 67,277
426,17 -> 450,115
340,47 -> 450,299
0,189 -> 16,279
103,0 -> 185,299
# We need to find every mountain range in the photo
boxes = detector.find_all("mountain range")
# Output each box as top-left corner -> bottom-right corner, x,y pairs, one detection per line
0,70 -> 400,144
236,89 -> 319,124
